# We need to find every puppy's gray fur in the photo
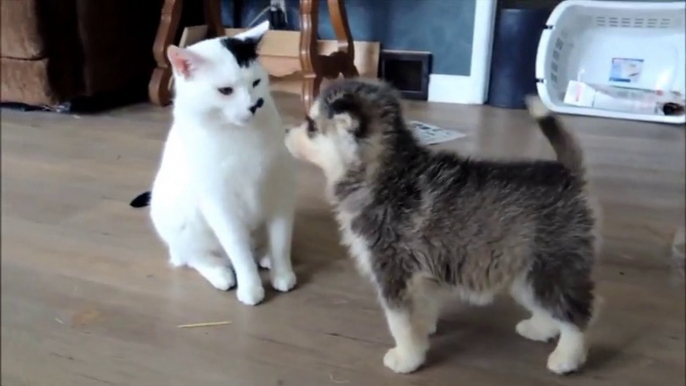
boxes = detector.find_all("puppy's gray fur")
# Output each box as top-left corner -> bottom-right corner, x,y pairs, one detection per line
285,79 -> 600,375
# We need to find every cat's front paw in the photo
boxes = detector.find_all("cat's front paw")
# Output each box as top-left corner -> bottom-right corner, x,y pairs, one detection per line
258,255 -> 271,270
206,268 -> 236,291
194,265 -> 235,291
237,284 -> 265,306
547,340 -> 587,375
271,270 -> 297,292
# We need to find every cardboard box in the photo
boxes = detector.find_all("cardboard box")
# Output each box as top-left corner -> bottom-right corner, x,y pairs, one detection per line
176,26 -> 380,96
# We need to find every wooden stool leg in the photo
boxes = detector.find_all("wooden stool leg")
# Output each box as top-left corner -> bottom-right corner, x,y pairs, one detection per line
327,0 -> 358,77
149,0 -> 183,106
299,0 -> 322,111
204,0 -> 225,37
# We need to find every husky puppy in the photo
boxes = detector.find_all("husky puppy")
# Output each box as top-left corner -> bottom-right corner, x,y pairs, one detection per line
284,79 -> 601,375
130,21 -> 297,306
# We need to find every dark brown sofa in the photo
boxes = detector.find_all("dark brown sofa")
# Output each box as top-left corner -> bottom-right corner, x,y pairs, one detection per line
1,0 -> 162,108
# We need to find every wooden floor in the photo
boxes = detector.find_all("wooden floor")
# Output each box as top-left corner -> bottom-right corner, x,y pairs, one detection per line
2,93 -> 684,386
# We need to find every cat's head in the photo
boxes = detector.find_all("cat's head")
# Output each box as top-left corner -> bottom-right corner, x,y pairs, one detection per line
167,21 -> 270,126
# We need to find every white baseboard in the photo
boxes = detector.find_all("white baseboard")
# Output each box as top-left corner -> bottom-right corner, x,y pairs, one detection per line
427,0 -> 497,105
428,74 -> 483,104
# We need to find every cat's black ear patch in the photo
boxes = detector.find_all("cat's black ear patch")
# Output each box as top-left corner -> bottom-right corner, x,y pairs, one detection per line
130,191 -> 152,208
221,37 -> 260,68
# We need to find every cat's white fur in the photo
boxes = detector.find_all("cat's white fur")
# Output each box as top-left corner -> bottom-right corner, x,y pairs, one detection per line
149,22 -> 297,305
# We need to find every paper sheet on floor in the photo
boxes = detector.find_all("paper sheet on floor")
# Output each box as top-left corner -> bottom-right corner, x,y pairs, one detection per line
409,121 -> 466,146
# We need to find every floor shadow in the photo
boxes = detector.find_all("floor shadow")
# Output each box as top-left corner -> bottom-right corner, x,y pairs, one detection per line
288,208 -> 348,288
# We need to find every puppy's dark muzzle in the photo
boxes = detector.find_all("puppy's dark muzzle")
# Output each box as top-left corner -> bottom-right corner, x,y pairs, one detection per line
249,98 -> 264,115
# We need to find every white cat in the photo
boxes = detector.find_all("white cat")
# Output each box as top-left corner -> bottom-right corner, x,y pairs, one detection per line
131,21 -> 297,306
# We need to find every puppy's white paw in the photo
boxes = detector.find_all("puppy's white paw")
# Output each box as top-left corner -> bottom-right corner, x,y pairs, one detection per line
237,284 -> 265,306
200,266 -> 236,291
259,255 -> 272,270
271,270 -> 297,292
383,347 -> 425,374
516,318 -> 559,342
547,344 -> 587,375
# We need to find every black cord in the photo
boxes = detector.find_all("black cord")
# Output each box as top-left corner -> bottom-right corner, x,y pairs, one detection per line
268,4 -> 287,30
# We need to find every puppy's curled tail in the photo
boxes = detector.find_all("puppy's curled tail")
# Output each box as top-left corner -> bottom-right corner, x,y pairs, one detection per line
130,191 -> 151,208
525,95 -> 585,177
526,95 -> 604,256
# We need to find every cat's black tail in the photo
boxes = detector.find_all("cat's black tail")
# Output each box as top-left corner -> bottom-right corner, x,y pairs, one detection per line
130,191 -> 151,208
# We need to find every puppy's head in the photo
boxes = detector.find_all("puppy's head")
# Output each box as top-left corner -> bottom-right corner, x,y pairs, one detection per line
285,79 -> 402,183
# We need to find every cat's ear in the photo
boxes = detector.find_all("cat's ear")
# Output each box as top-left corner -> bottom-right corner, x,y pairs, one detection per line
234,20 -> 270,46
167,45 -> 203,79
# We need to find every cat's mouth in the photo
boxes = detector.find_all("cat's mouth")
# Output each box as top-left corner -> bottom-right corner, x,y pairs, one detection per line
249,98 -> 264,115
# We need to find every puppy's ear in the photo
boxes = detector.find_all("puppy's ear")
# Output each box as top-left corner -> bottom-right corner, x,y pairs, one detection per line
328,95 -> 368,138
167,45 -> 204,79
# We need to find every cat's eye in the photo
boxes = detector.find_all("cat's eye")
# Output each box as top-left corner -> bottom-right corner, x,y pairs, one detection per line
218,87 -> 233,95
252,79 -> 261,88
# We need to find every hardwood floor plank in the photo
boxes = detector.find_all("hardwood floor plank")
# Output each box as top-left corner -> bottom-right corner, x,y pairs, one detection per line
1,93 -> 683,386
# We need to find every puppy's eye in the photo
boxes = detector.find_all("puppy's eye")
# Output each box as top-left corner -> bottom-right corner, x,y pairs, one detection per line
306,117 -> 318,136
218,87 -> 233,95
252,79 -> 261,88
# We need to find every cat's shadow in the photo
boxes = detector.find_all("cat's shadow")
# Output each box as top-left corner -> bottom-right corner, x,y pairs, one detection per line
257,207 -> 345,303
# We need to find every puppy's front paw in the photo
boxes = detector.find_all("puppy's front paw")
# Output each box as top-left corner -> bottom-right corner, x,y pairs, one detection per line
516,318 -> 558,342
547,344 -> 587,375
383,347 -> 425,374
271,270 -> 297,292
237,284 -> 265,306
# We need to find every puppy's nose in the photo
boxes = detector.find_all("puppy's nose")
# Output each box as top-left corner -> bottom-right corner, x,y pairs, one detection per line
249,98 -> 265,115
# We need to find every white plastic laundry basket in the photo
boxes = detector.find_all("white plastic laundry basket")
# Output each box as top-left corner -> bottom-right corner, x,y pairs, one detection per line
535,0 -> 686,124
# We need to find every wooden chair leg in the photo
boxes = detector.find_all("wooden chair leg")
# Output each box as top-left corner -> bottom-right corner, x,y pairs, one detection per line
302,75 -> 323,113
204,0 -> 225,37
149,0 -> 183,106
299,0 -> 322,111
327,0 -> 358,77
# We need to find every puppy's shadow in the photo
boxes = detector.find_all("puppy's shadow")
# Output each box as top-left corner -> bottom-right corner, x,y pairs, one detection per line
426,303 -> 624,376
422,301 -> 538,368
289,208 -> 348,288
583,344 -> 622,373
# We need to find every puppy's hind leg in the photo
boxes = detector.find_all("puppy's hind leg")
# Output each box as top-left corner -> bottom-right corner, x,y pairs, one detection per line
380,275 -> 435,374
526,253 -> 597,375
510,278 -> 560,342
415,279 -> 444,336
